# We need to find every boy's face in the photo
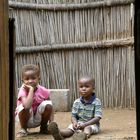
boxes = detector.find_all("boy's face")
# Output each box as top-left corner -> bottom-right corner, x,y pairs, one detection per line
22,70 -> 39,88
78,78 -> 95,99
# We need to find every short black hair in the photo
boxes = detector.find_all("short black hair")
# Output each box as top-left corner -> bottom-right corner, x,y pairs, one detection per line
79,76 -> 95,87
21,64 -> 40,78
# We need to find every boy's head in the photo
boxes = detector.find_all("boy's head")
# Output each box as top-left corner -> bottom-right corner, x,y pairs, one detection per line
78,76 -> 95,99
21,64 -> 40,88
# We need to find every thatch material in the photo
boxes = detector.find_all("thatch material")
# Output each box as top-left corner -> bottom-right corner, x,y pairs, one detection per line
9,0 -> 135,108
15,46 -> 135,108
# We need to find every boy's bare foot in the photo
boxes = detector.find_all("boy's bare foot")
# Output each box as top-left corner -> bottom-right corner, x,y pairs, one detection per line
48,122 -> 63,140
72,132 -> 87,140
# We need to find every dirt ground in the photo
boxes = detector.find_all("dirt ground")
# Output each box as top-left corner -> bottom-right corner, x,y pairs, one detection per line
15,109 -> 137,140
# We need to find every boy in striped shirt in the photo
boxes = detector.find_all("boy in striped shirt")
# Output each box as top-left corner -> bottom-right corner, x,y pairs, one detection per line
48,76 -> 102,140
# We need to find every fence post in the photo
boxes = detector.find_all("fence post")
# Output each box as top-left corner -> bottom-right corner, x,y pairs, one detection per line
0,0 -> 9,139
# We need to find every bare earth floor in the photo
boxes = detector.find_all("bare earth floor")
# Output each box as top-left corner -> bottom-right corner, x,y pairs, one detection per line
15,109 -> 137,140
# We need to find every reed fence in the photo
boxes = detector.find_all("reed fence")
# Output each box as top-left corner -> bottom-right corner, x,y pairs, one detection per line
9,0 -> 135,108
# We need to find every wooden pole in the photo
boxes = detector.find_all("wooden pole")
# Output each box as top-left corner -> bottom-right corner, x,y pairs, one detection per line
9,0 -> 134,11
0,0 -> 9,140
15,37 -> 134,53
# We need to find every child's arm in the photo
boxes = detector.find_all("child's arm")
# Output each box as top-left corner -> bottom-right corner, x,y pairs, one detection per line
21,84 -> 34,109
71,116 -> 79,130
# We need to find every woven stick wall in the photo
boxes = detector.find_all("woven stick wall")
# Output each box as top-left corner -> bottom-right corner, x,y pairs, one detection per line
9,0 -> 135,108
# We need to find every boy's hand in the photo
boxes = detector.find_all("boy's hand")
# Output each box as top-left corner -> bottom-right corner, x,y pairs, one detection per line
77,123 -> 86,130
73,122 -> 79,130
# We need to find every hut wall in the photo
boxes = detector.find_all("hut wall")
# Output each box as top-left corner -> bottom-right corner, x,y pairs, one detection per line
9,0 -> 135,108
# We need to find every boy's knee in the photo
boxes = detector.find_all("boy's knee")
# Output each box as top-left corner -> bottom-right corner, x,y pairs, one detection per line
44,104 -> 53,112
19,108 -> 30,114
41,104 -> 53,120
18,109 -> 30,120
84,126 -> 92,135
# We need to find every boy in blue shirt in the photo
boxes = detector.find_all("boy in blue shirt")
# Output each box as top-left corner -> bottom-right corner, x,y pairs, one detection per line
48,76 -> 102,140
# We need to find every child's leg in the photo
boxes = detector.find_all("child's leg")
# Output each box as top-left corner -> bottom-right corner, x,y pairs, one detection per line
41,104 -> 53,124
83,126 -> 92,138
18,109 -> 30,130
60,128 -> 74,138
16,109 -> 30,137
84,124 -> 100,138
37,100 -> 53,133
40,104 -> 53,133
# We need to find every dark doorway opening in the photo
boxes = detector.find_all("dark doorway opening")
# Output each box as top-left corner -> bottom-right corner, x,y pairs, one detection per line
134,0 -> 140,139
9,18 -> 15,140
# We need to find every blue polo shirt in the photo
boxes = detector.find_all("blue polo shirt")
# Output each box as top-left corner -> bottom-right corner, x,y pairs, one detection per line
72,93 -> 102,123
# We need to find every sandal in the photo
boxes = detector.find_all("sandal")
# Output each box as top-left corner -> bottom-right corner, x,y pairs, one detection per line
40,124 -> 49,134
16,129 -> 28,138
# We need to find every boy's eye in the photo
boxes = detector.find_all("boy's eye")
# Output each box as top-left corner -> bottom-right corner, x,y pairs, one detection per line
24,77 -> 37,80
24,78 -> 29,80
31,77 -> 36,80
